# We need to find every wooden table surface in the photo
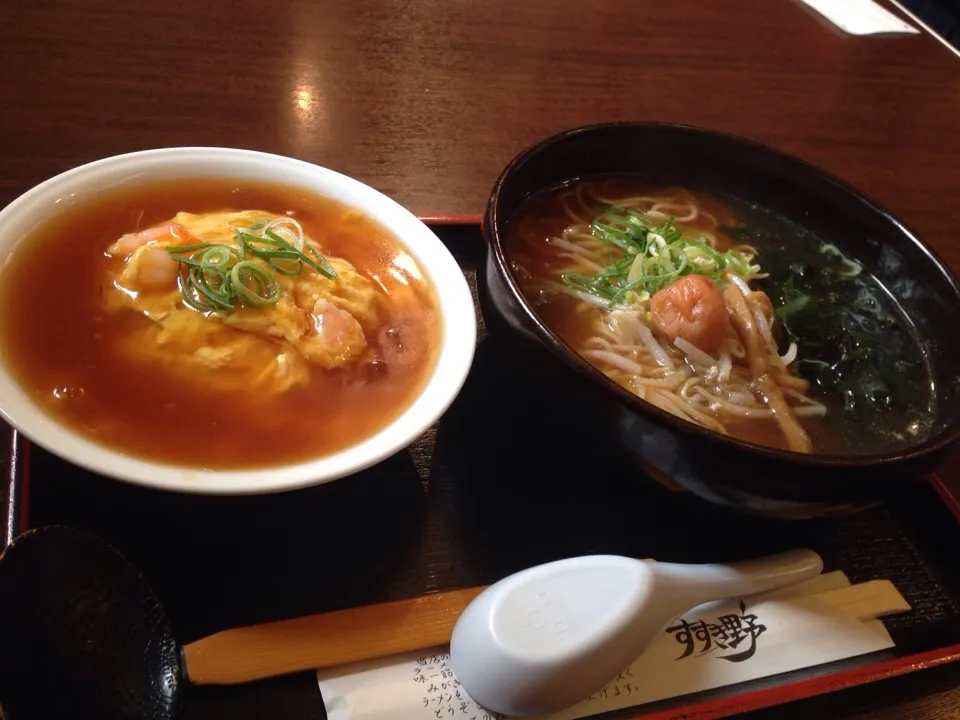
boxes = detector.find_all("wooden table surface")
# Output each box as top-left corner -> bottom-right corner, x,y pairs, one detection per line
2,0 -> 959,718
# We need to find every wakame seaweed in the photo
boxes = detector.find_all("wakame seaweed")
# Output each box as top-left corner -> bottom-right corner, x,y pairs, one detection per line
720,204 -> 933,452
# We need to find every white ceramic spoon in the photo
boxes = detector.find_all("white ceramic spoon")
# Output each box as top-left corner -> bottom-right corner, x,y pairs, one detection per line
449,549 -> 823,717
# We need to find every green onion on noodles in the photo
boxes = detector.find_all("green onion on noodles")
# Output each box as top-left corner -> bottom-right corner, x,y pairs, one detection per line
561,207 -> 756,305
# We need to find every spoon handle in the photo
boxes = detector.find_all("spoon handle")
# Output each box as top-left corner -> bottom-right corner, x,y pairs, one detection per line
650,548 -> 823,608
182,585 -> 487,685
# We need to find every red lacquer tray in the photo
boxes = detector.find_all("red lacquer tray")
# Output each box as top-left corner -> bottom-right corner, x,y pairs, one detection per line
2,220 -> 959,720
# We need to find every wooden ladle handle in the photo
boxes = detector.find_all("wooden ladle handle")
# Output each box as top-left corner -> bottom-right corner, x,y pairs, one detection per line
182,585 -> 487,685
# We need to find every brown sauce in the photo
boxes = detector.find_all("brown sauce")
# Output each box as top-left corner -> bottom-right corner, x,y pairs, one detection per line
0,178 -> 440,469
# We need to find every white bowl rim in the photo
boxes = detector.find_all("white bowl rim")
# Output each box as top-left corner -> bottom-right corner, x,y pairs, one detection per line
0,146 -> 477,494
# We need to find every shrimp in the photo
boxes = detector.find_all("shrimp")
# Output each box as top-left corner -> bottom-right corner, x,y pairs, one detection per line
294,297 -> 368,367
106,223 -> 192,257
310,298 -> 362,350
650,274 -> 730,354
136,247 -> 179,292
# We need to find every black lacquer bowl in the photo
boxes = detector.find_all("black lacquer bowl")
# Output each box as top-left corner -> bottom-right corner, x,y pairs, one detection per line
477,121 -> 960,519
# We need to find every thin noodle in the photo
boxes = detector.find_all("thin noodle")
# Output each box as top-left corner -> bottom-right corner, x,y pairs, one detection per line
514,183 -> 824,453
776,373 -> 810,393
652,201 -> 698,223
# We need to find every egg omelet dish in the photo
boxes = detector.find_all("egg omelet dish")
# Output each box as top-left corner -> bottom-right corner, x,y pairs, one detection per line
101,210 -> 382,394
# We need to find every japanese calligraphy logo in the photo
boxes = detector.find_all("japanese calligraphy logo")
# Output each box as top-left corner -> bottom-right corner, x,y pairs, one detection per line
665,599 -> 767,662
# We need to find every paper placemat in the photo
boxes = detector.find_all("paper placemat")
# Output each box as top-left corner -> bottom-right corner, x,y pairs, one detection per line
317,571 -> 909,720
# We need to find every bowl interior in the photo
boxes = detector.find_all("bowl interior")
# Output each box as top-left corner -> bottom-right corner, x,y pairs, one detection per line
486,122 -> 960,464
0,147 -> 477,493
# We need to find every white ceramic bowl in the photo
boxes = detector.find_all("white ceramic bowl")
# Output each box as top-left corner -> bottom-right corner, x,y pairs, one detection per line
0,147 -> 477,494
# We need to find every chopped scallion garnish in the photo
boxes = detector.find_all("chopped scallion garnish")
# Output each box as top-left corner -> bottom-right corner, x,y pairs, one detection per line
561,207 -> 754,304
162,217 -> 337,313
231,260 -> 282,307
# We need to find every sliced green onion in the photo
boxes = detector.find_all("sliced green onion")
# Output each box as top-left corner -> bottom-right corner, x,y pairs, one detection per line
160,216 -> 340,313
231,261 -> 282,306
191,266 -> 234,310
561,207 -> 756,305
266,258 -> 302,275
169,242 -> 219,253
201,245 -> 236,269
305,242 -> 337,278
167,252 -> 207,268
264,229 -> 337,279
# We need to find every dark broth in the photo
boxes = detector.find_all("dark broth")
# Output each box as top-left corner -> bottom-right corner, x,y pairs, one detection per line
504,178 -> 934,455
0,178 -> 440,469
720,195 -> 935,454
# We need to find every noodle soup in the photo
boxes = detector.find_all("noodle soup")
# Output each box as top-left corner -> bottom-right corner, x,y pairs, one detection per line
503,178 -> 934,455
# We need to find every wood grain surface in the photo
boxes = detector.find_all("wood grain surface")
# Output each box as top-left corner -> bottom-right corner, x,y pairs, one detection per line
0,1 -> 958,229
1,0 -> 959,718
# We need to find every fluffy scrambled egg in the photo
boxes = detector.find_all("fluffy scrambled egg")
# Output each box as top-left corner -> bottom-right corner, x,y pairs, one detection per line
102,210 -> 382,394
